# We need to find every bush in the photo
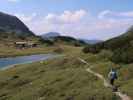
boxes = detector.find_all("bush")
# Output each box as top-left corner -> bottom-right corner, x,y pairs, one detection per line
82,46 -> 90,53
54,47 -> 64,53
111,48 -> 133,64
82,45 -> 100,54
39,38 -> 54,46
74,42 -> 81,47
18,35 -> 26,40
98,50 -> 113,60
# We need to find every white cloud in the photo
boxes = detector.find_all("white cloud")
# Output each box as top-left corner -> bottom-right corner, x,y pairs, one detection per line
98,10 -> 133,19
119,12 -> 133,17
45,9 -> 87,24
15,13 -> 37,23
14,10 -> 133,40
98,10 -> 112,19
7,0 -> 20,2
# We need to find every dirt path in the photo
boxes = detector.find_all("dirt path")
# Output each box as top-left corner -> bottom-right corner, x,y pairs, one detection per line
78,58 -> 131,100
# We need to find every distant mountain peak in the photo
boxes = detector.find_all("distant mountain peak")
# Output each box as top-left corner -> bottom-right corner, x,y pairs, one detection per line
41,32 -> 61,38
79,39 -> 103,44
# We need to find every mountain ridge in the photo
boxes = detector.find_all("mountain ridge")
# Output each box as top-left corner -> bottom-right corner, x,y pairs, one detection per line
41,32 -> 60,39
0,12 -> 34,37
83,26 -> 133,63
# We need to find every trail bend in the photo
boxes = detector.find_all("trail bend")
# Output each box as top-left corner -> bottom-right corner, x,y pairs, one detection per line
78,58 -> 131,100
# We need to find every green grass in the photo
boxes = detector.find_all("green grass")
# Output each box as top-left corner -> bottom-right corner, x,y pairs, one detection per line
80,51 -> 133,99
0,55 -> 119,100
0,36 -> 53,57
0,34 -> 84,58
0,45 -> 132,100
0,43 -> 82,58
0,44 -> 54,58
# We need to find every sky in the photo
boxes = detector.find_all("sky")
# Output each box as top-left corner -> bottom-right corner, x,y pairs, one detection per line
0,0 -> 133,40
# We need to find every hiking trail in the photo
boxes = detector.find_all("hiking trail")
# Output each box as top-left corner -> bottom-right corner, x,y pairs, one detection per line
78,58 -> 131,100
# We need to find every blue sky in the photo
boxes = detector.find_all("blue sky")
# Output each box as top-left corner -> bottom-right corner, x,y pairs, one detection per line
0,0 -> 133,40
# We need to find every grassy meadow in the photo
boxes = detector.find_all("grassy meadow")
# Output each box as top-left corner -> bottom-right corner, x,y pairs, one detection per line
79,50 -> 133,99
0,54 -> 119,100
0,45 -> 132,100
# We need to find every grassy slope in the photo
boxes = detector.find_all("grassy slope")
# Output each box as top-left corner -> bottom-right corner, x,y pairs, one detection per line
0,45 -> 55,58
79,51 -> 133,99
0,46 -> 119,100
0,34 -> 84,58
0,44 -> 132,100
0,35 -> 52,57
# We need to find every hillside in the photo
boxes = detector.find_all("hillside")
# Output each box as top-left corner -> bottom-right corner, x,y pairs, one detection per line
0,47 -> 120,100
42,36 -> 87,46
0,45 -> 132,100
83,26 -> 133,64
0,12 -> 34,37
0,12 -> 42,48
41,32 -> 60,39
80,39 -> 103,44
101,26 -> 133,50
0,12 -> 86,46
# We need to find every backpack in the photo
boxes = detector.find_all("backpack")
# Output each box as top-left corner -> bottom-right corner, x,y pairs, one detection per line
111,71 -> 117,79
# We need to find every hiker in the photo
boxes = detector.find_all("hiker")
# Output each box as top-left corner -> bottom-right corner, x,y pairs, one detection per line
108,68 -> 118,86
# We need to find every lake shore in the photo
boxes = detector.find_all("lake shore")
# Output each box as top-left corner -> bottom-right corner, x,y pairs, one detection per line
0,46 -> 57,58
0,54 -> 63,71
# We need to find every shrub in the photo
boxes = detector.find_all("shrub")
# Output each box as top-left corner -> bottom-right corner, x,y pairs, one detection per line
54,47 -> 64,53
39,38 -> 54,46
111,48 -> 133,64
18,35 -> 26,40
82,45 -> 100,54
74,42 -> 81,47
98,50 -> 113,60
82,46 -> 90,53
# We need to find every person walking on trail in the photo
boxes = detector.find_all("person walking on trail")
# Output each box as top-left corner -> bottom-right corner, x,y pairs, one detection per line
108,68 -> 118,86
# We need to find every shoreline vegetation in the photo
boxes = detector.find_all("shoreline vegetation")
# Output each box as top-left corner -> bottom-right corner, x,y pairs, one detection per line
0,52 -> 120,100
0,54 -> 63,71
0,46 -> 55,58
0,43 -> 82,58
0,45 -> 132,100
